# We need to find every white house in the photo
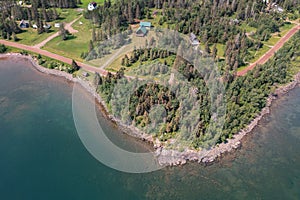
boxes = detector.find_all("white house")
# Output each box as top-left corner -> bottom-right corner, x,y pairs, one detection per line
274,5 -> 284,13
43,24 -> 51,29
54,23 -> 61,28
88,2 -> 97,11
189,33 -> 200,46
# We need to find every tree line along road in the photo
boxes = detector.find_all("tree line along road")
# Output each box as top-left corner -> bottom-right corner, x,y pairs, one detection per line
0,23 -> 299,78
0,39 -> 109,76
237,24 -> 300,76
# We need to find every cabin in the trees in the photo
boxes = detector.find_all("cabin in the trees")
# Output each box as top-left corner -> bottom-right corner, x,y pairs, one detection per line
189,33 -> 200,46
264,1 -> 284,13
88,2 -> 97,11
139,22 -> 151,29
136,26 -> 148,37
19,20 -> 29,28
273,4 -> 284,13
43,24 -> 51,29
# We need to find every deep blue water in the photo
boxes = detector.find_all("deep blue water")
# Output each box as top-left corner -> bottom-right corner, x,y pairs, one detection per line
0,57 -> 299,199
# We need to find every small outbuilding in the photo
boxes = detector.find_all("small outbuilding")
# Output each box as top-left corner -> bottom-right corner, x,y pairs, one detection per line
189,33 -> 200,46
19,20 -> 29,28
54,23 -> 61,28
88,2 -> 98,11
43,24 -> 51,29
136,26 -> 148,37
274,5 -> 284,13
139,22 -> 151,29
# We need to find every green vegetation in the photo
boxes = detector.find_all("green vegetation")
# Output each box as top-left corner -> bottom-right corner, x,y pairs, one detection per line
0,44 -> 7,53
248,45 -> 271,64
42,17 -> 91,62
15,29 -> 55,45
223,31 -> 300,142
16,9 -> 81,45
37,54 -> 78,73
1,0 -> 300,150
81,0 -> 299,73
94,31 -> 300,149
0,1 -> 81,45
3,45 -> 79,74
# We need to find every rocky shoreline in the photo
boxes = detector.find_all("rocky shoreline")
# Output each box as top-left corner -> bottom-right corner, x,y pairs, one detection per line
0,53 -> 155,144
1,53 -> 300,166
156,71 -> 300,166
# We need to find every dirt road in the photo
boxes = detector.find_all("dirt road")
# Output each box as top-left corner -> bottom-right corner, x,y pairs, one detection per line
0,39 -> 108,76
33,16 -> 81,49
237,24 -> 300,76
1,23 -> 298,78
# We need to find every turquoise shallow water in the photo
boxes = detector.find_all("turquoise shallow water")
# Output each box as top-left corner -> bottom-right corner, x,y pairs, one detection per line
0,57 -> 300,199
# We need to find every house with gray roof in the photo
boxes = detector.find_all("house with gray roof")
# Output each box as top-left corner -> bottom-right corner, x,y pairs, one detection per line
136,26 -> 148,37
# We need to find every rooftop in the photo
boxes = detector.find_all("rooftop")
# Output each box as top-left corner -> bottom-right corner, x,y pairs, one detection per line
140,22 -> 151,27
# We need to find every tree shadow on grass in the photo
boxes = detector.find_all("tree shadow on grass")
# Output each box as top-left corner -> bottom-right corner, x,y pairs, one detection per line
67,34 -> 77,40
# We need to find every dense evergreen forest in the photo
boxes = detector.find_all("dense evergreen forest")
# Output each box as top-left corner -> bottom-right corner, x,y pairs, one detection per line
95,31 -> 300,148
84,0 -> 299,149
84,0 -> 299,70
0,0 -> 299,148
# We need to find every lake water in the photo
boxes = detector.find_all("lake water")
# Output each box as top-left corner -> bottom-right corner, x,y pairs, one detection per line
0,57 -> 299,199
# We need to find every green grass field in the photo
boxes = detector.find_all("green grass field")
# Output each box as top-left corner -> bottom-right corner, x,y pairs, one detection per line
55,8 -> 82,23
88,30 -> 158,69
42,16 -> 92,62
248,45 -> 271,64
240,22 -> 257,33
16,9 -> 82,45
16,29 -> 56,45
245,22 -> 296,65
199,43 -> 225,58
263,23 -> 295,46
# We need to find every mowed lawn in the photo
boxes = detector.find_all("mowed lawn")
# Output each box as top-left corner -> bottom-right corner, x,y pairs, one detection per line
16,9 -> 82,45
16,29 -> 56,45
263,22 -> 295,46
42,17 -> 92,62
244,22 -> 296,65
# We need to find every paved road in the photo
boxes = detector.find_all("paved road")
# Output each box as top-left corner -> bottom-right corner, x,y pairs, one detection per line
237,24 -> 300,76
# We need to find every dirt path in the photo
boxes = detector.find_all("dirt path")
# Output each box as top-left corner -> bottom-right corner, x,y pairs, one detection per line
0,39 -> 108,76
33,16 -> 81,49
237,24 -> 300,76
5,21 -> 298,78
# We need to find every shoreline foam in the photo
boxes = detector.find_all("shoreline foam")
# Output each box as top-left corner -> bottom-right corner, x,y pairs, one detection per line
1,53 -> 300,166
